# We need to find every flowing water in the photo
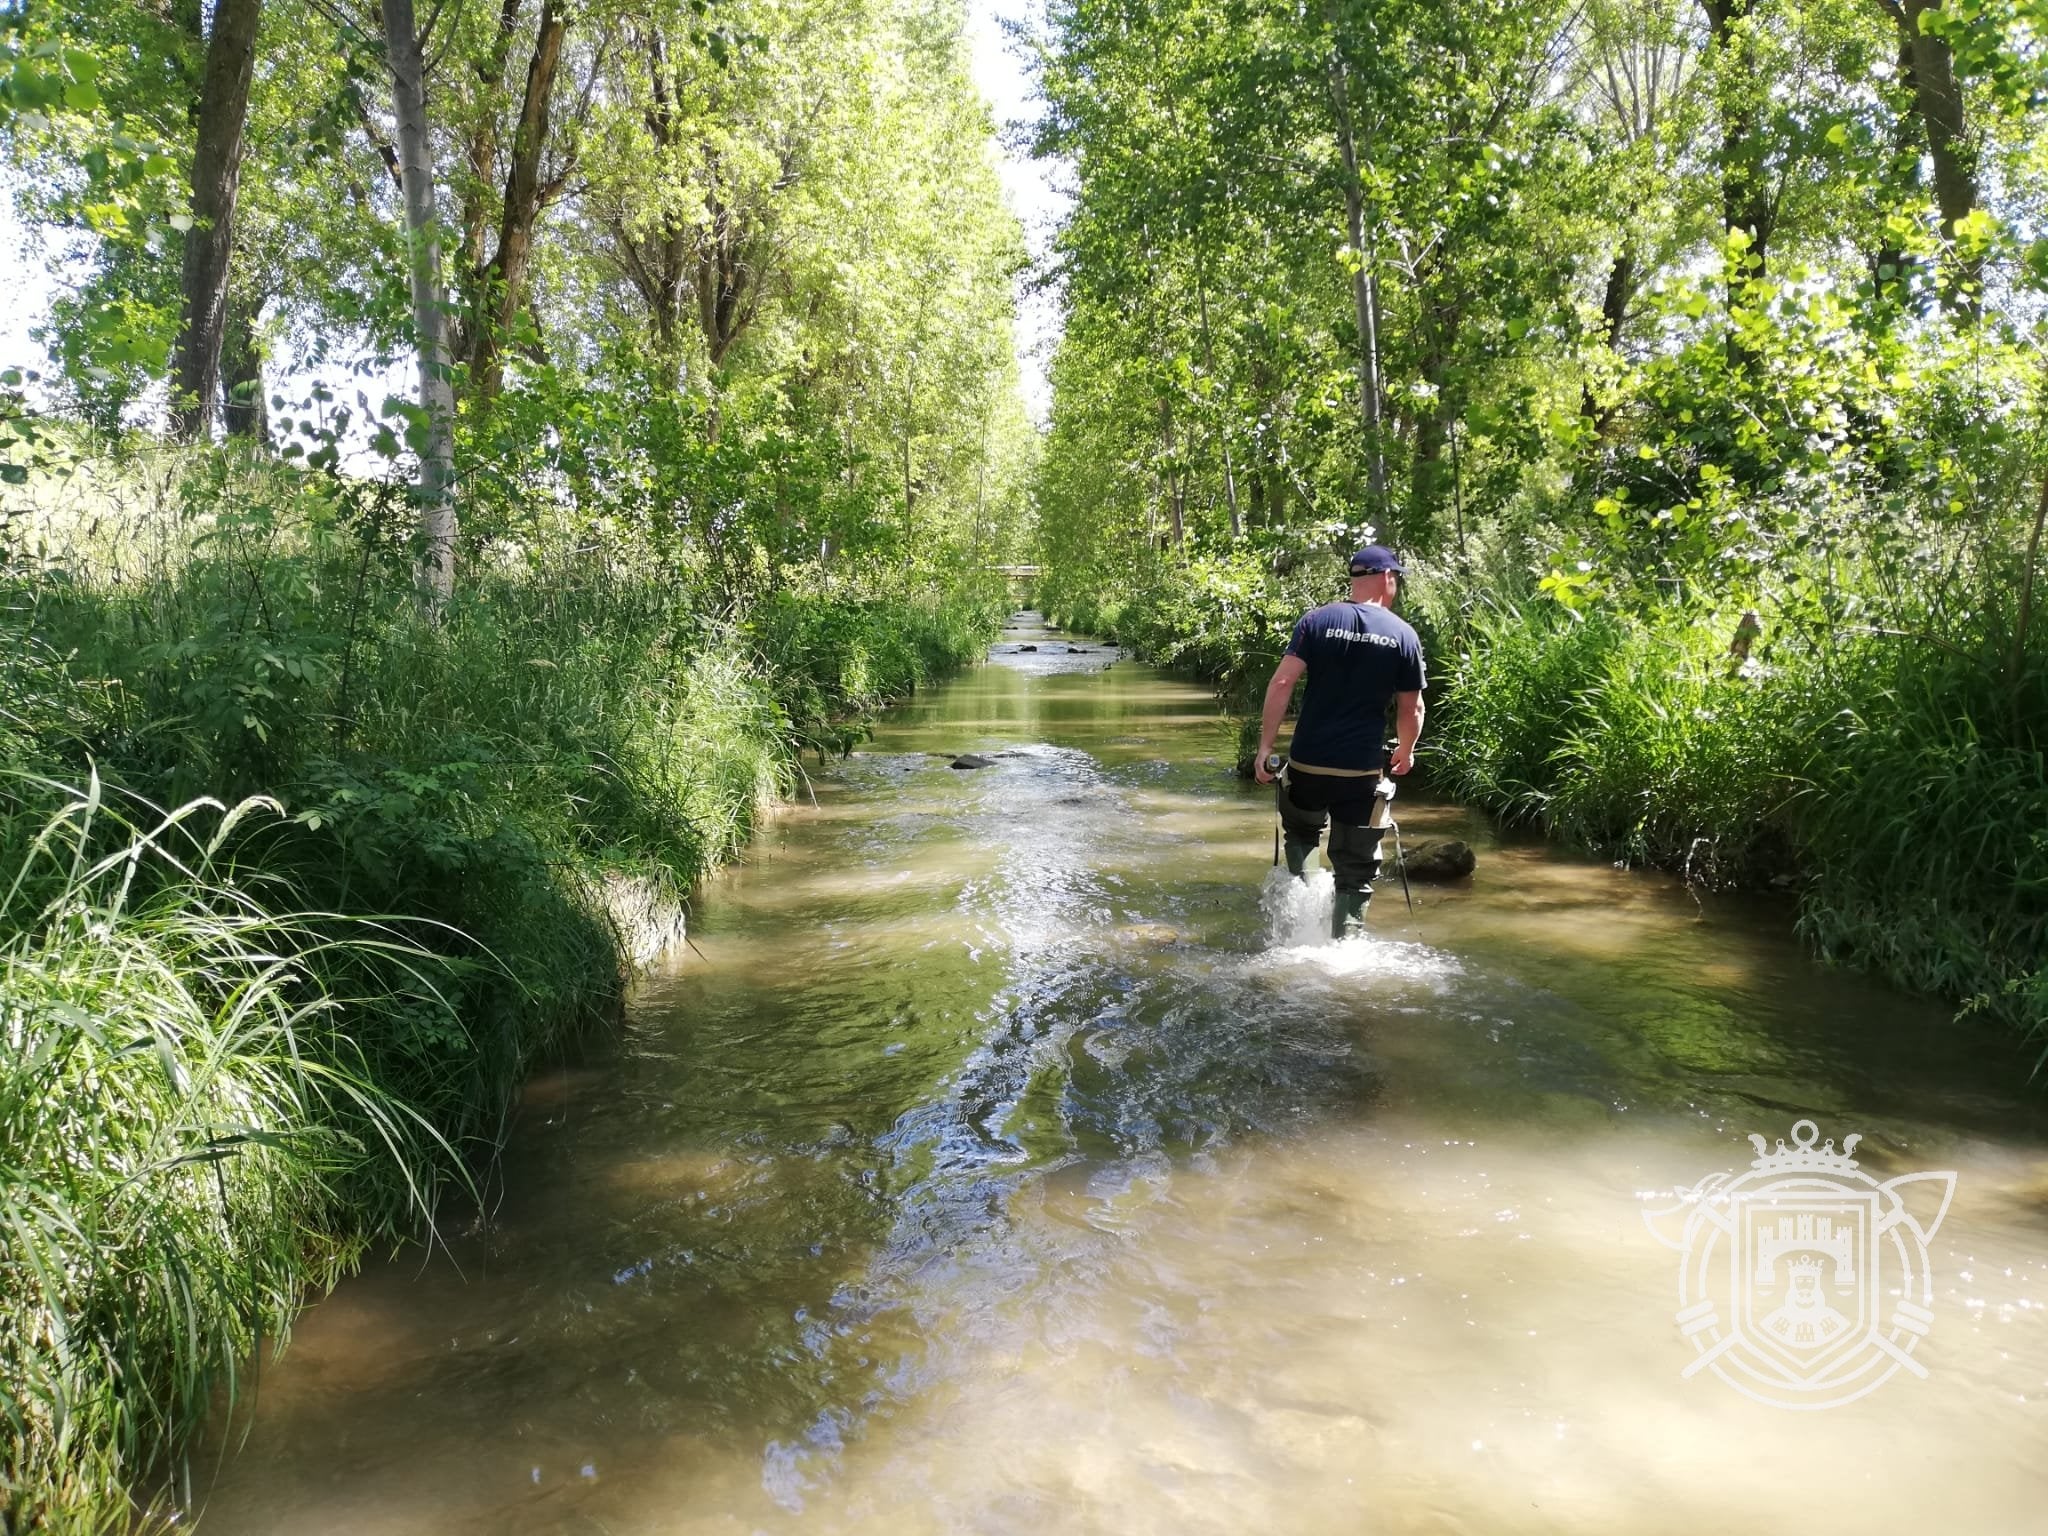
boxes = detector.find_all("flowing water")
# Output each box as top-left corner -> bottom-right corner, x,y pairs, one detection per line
196,616 -> 2048,1535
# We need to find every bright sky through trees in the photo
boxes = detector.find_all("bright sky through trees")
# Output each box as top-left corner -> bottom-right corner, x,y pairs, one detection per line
966,0 -> 1068,422
3,1 -> 1066,429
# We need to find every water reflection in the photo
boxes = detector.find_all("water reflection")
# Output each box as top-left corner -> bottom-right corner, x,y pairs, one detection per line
194,615 -> 2048,1536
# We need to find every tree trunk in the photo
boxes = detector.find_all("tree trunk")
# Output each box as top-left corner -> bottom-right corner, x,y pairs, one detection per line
1579,242 -> 1636,433
1900,0 -> 1976,238
1411,407 -> 1449,530
1408,298 -> 1462,535
1699,0 -> 1775,373
1600,244 -> 1636,348
901,366 -> 916,566
382,0 -> 458,609
168,0 -> 262,442
1891,0 -> 1979,306
220,288 -> 268,443
466,0 -> 528,303
464,0 -> 525,287
1323,22 -> 1388,514
1870,23 -> 1918,298
1699,0 -> 1774,273
696,172 -> 771,369
615,27 -> 692,359
470,0 -> 567,399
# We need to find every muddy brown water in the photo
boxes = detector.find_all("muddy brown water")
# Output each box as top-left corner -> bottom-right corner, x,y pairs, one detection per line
194,615 -> 2048,1535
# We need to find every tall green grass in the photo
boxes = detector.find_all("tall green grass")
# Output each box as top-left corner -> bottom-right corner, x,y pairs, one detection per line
1412,557 -> 2047,1061
1424,600 -> 1814,886
752,585 -> 1008,757
1793,617 -> 2048,1049
1,776 -> 459,1532
10,453 -> 1000,1132
0,448 -> 1003,1524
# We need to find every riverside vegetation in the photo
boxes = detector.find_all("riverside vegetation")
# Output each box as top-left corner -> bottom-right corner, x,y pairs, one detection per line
1,0 -> 1027,1526
1031,0 -> 2048,1062
7,0 -> 2048,1526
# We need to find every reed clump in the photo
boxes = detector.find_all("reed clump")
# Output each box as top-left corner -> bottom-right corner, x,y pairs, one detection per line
1407,535 -> 2047,1060
0,778 -> 458,1532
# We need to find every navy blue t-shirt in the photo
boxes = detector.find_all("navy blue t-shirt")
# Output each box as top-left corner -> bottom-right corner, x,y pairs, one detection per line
1283,600 -> 1426,771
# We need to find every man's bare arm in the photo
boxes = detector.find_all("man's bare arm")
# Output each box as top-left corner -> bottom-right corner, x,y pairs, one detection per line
1254,654 -> 1307,783
1390,690 -> 1424,775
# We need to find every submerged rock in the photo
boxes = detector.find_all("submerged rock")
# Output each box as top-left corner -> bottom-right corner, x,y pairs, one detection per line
951,753 -> 997,770
1014,644 -> 1038,653
1400,839 -> 1476,881
1115,922 -> 1186,947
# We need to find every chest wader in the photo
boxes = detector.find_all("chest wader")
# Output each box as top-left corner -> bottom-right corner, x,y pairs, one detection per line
1272,764 -> 1394,939
1272,763 -> 1320,880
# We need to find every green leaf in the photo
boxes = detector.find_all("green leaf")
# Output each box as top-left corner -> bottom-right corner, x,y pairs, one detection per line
1952,208 -> 1997,251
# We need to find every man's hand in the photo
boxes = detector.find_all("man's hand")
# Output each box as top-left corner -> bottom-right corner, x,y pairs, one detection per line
1388,744 -> 1415,776
1256,656 -> 1306,785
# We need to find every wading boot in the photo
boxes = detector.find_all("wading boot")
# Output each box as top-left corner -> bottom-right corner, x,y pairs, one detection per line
1284,834 -> 1317,879
1332,889 -> 1370,941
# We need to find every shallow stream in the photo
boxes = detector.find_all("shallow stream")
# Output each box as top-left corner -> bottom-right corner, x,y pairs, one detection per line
196,615 -> 2048,1535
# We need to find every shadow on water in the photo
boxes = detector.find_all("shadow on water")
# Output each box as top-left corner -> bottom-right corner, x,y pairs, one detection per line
194,613 -> 2048,1536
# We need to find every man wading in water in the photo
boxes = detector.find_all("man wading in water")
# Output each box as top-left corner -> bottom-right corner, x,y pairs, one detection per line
1253,544 -> 1426,939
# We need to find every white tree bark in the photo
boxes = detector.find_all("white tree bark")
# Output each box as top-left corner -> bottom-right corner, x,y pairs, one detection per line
381,0 -> 457,609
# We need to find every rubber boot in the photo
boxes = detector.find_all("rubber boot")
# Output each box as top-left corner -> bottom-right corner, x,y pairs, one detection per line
1284,834 -> 1317,879
1332,889 -> 1370,940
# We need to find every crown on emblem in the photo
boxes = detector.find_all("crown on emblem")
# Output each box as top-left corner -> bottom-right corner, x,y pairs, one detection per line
1784,1253 -> 1827,1277
1746,1119 -> 1861,1174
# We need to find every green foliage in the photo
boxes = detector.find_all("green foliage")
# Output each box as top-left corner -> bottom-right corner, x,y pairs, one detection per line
0,775 -> 460,1532
1794,607 -> 2048,1060
754,582 -> 1006,755
1048,543 -> 1330,707
1415,525 -> 2048,1053
0,2 -> 193,428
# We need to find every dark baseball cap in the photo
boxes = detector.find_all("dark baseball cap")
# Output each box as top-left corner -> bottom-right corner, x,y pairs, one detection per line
1348,544 -> 1404,575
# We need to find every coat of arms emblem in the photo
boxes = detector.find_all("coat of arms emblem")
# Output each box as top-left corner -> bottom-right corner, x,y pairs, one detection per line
1644,1120 -> 1956,1409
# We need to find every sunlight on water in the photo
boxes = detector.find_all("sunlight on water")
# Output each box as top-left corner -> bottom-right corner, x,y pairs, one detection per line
191,614 -> 2048,1536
